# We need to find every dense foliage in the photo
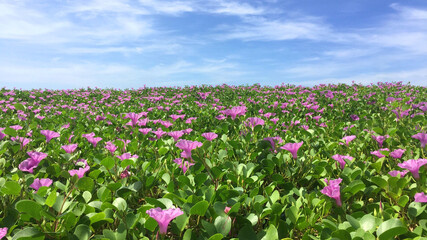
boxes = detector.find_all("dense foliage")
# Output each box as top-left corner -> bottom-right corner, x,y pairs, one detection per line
0,82 -> 426,240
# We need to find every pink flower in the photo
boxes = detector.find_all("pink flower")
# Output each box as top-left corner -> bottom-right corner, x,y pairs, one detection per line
86,136 -> 102,147
124,112 -> 143,127
263,137 -> 283,152
388,170 -> 409,177
201,132 -> 218,141
412,133 -> 427,148
120,167 -> 131,178
61,144 -> 78,153
139,128 -> 152,135
168,131 -> 184,141
30,178 -> 53,192
10,125 -> 23,130
321,178 -> 342,206
414,192 -> 427,203
116,153 -> 138,161
223,106 -> 247,120
0,127 -> 6,140
176,139 -> 202,159
372,135 -> 389,148
173,158 -> 195,173
11,136 -> 31,149
146,207 -> 184,235
69,159 -> 90,178
18,151 -> 47,173
224,207 -> 231,214
152,128 -> 166,139
245,117 -> 265,128
280,141 -> 303,159
105,141 -> 118,155
390,149 -> 405,159
370,148 -> 389,158
0,227 -> 7,239
40,130 -> 60,143
332,154 -> 354,169
342,135 -> 356,146
398,159 -> 427,179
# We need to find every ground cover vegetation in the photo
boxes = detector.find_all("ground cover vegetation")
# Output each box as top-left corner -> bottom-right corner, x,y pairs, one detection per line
0,82 -> 426,239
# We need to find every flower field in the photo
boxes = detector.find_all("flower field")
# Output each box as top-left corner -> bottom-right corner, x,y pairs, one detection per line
0,82 -> 426,240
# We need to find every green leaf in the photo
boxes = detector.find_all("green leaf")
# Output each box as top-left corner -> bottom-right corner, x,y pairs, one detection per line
11,227 -> 44,240
331,229 -> 351,240
397,195 -> 409,207
15,200 -> 43,221
113,197 -> 127,212
238,225 -> 257,240
120,159 -> 134,168
158,147 -> 169,155
74,224 -> 91,240
285,205 -> 298,224
3,127 -> 17,137
77,177 -> 94,192
373,127 -> 383,135
346,215 -> 360,229
214,216 -> 231,236
1,181 -> 21,195
218,150 -> 227,160
360,214 -> 378,233
208,233 -> 223,240
261,224 -> 278,240
371,176 -> 387,189
376,218 -> 407,240
190,200 -> 209,216
14,103 -> 26,111
101,157 -> 115,170
45,190 -> 57,207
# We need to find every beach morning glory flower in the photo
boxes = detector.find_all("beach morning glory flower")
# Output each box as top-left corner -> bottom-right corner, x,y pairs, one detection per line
30,178 -> 53,192
176,140 -> 203,159
388,170 -> 409,177
414,192 -> 427,203
168,131 -> 184,141
370,148 -> 389,158
0,227 -> 7,239
332,154 -> 354,169
40,130 -> 60,143
371,135 -> 389,148
412,133 -> 427,148
87,136 -> 102,147
61,144 -> 78,154
146,207 -> 184,235
342,135 -> 356,146
105,141 -> 118,155
202,132 -> 218,141
69,159 -> 90,178
18,151 -> 48,173
390,149 -> 406,159
320,178 -> 342,206
116,153 -> 138,161
173,158 -> 195,173
398,159 -> 427,179
280,141 -> 303,159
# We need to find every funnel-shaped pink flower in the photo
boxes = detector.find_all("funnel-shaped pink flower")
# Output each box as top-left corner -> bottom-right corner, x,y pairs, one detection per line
0,128 -> 6,140
116,153 -> 138,161
61,144 -> 78,153
139,128 -> 152,135
280,141 -> 303,159
223,106 -> 247,120
372,135 -> 389,148
124,112 -> 143,127
11,136 -> 31,149
87,136 -> 102,147
388,170 -> 409,177
245,117 -> 265,128
202,132 -> 218,141
105,141 -> 118,155
40,130 -> 60,143
176,139 -> 202,159
146,207 -> 184,235
69,159 -> 90,178
152,128 -> 166,139
263,137 -> 283,152
168,131 -> 184,141
332,154 -> 354,169
173,158 -> 195,173
19,158 -> 39,173
398,159 -> 427,179
414,192 -> 427,203
30,178 -> 53,192
390,149 -> 405,159
370,148 -> 389,158
342,135 -> 356,146
27,151 -> 48,162
412,133 -> 427,148
320,178 -> 342,206
0,227 -> 7,239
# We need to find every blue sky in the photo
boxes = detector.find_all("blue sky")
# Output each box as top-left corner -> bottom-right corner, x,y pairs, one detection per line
1,0 -> 427,89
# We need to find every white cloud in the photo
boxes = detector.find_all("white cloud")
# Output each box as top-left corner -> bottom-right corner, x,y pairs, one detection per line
207,0 -> 266,16
216,16 -> 332,41
138,0 -> 194,15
